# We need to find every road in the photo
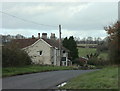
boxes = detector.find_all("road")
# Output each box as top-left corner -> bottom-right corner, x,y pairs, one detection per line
2,70 -> 98,89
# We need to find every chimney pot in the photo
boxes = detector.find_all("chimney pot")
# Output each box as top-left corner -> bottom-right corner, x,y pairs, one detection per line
50,33 -> 55,40
38,33 -> 40,39
42,33 -> 47,39
32,35 -> 35,39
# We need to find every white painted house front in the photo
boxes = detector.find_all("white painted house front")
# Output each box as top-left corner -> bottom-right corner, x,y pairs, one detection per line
12,33 -> 72,66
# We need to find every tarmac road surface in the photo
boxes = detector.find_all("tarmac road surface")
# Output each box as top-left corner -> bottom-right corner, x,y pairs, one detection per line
2,70 -> 98,89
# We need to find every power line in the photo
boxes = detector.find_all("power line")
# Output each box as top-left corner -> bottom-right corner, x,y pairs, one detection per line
0,11 -> 57,27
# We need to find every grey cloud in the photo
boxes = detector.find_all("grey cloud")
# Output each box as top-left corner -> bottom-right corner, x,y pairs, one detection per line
64,2 -> 118,30
1,2 -> 118,32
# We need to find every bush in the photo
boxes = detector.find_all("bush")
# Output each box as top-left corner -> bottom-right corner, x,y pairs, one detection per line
87,53 -> 109,66
87,57 -> 98,65
74,58 -> 87,66
87,57 -> 109,66
87,53 -> 98,65
2,46 -> 32,67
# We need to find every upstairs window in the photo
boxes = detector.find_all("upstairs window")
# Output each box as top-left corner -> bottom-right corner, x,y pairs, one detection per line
63,50 -> 65,53
38,51 -> 43,56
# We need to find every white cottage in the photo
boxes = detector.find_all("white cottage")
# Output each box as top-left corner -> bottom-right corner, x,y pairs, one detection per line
12,33 -> 72,66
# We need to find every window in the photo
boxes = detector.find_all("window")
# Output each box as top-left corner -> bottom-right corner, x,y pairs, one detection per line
61,57 -> 66,61
52,62 -> 54,64
38,51 -> 43,55
63,50 -> 65,53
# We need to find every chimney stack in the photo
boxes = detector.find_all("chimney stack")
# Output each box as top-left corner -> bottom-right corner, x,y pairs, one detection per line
50,33 -> 56,40
42,33 -> 47,39
32,35 -> 35,39
38,33 -> 40,39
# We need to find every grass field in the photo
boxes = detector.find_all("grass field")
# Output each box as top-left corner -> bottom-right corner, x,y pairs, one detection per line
78,48 -> 96,57
60,66 -> 118,89
2,65 -> 75,77
98,52 -> 108,60
77,44 -> 98,47
78,48 -> 108,60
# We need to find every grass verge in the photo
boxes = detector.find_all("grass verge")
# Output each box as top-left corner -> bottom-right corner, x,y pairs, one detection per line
2,65 -> 75,77
60,66 -> 118,89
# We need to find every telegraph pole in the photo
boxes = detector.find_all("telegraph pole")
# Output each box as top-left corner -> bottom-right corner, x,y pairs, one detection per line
59,25 -> 62,66
118,1 -> 120,21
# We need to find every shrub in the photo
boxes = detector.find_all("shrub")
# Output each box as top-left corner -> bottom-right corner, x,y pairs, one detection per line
74,58 -> 87,66
87,53 -> 109,66
2,46 -> 32,67
87,57 -> 98,65
87,57 -> 109,66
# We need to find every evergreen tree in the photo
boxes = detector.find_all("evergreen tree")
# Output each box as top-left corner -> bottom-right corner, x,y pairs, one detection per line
62,37 -> 69,49
62,36 -> 79,63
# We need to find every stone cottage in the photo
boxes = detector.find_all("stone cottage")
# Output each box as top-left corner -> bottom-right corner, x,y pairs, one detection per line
12,33 -> 72,66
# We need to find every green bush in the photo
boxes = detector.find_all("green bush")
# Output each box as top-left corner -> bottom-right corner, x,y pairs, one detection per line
87,53 -> 109,66
87,57 -> 97,65
2,46 -> 32,67
88,57 -> 109,66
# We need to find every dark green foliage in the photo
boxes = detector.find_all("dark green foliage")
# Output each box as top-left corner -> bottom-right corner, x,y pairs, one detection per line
62,36 -> 79,63
2,46 -> 32,67
87,54 -> 98,65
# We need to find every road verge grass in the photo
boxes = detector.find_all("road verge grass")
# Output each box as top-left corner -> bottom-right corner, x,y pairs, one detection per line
2,65 -> 75,77
60,65 -> 118,89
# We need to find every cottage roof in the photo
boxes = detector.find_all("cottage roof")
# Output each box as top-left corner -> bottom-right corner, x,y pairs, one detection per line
11,38 -> 69,52
42,38 -> 59,48
11,38 -> 38,48
42,38 -> 69,52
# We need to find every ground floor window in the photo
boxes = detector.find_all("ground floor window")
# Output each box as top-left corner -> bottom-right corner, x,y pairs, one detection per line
51,62 -> 54,64
61,57 -> 66,61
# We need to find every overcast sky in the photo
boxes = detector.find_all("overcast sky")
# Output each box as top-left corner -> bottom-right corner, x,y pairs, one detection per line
0,2 -> 118,39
